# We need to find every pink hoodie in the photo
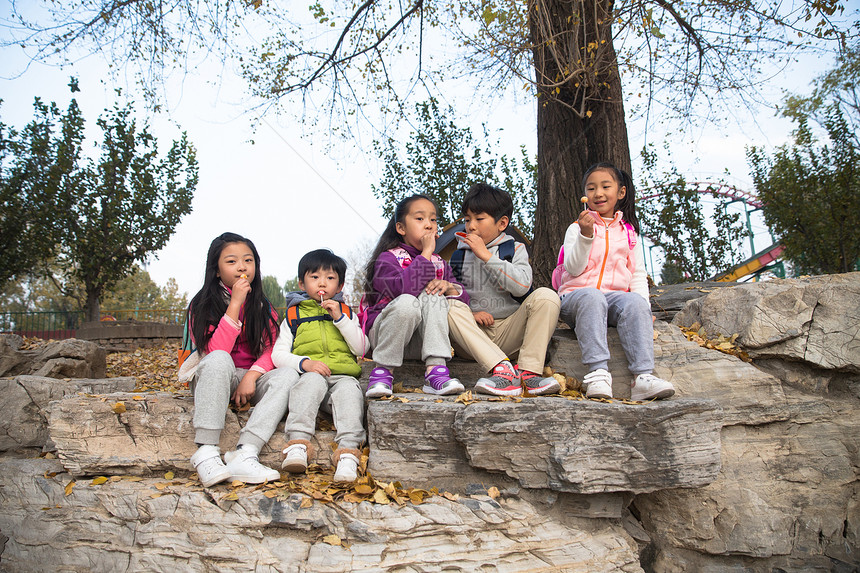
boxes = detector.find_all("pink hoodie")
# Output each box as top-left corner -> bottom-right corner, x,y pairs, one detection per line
557,211 -> 648,300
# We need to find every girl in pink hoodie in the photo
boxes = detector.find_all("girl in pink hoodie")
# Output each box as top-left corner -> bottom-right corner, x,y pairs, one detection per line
556,163 -> 675,402
180,232 -> 296,487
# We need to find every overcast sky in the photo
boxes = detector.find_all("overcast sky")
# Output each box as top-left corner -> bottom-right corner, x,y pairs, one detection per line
1,5 -> 829,298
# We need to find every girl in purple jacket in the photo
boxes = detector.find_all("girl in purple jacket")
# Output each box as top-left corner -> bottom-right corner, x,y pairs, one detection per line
361,195 -> 470,398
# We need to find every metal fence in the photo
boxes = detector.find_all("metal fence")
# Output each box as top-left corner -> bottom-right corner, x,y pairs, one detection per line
0,309 -> 187,340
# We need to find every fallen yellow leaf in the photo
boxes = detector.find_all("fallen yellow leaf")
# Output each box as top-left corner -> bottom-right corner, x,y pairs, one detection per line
373,489 -> 390,504
64,481 -> 75,496
113,402 -> 126,414
164,471 -> 175,480
322,534 -> 341,546
354,484 -> 374,495
487,486 -> 500,499
133,395 -> 145,401
91,476 -> 108,486
300,497 -> 313,508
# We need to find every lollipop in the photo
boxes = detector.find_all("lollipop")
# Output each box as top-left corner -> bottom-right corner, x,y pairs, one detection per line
240,274 -> 248,280
318,290 -> 325,303
580,196 -> 588,212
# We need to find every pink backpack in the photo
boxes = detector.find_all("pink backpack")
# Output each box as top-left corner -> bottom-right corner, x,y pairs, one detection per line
552,221 -> 637,290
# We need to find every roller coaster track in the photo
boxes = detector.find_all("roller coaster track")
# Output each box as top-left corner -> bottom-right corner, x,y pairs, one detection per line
639,181 -> 763,208
637,181 -> 783,281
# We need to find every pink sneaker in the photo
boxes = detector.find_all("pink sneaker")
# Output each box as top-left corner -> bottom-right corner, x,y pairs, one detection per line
475,360 -> 522,396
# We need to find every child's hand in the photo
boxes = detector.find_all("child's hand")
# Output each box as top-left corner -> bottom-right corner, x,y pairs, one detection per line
230,276 -> 252,304
303,359 -> 331,376
459,233 -> 492,262
320,299 -> 343,321
473,311 -> 495,326
232,371 -> 259,408
577,209 -> 598,238
420,230 -> 437,258
425,279 -> 452,296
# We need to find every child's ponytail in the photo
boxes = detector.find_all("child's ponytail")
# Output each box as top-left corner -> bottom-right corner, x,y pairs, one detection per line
582,163 -> 640,235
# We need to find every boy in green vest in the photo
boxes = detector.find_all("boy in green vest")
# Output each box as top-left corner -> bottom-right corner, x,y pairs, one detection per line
271,249 -> 368,483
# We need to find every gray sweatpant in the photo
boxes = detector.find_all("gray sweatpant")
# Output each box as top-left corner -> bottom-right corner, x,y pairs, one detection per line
190,350 -> 298,450
285,373 -> 365,449
369,292 -> 452,368
559,288 -> 654,375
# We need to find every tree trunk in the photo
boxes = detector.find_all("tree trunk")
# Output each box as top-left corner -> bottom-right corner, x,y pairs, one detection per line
84,288 -> 101,323
528,0 -> 632,286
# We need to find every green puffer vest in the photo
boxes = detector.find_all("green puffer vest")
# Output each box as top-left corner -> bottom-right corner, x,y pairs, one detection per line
291,300 -> 361,377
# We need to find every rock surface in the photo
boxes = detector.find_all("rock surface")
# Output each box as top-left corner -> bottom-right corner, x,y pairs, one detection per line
0,458 -> 644,573
0,335 -> 107,378
368,395 -> 722,495
0,375 -> 136,453
1,274 -> 858,572
48,392 -> 337,476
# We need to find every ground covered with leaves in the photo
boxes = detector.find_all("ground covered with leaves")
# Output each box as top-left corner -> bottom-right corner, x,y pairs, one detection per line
106,341 -> 186,392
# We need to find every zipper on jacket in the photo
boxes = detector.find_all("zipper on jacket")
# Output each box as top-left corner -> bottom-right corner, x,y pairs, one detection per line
596,219 -> 610,289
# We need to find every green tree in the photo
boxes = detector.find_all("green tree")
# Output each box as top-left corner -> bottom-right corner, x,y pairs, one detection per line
638,149 -> 747,282
262,275 -> 286,309
283,277 -> 300,294
748,111 -> 860,275
101,265 -> 189,312
1,89 -> 198,322
4,2 -> 853,283
1,98 -> 69,285
372,98 -> 536,238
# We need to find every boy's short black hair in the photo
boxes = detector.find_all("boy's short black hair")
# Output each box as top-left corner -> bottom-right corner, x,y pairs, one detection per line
461,182 -> 514,224
298,249 -> 347,286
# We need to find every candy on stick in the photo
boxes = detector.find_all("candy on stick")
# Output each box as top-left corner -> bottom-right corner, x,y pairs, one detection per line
240,274 -> 248,279
580,196 -> 589,212
318,290 -> 325,304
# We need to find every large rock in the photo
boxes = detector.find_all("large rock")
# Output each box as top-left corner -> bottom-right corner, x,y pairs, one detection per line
0,335 -> 107,378
48,392 -> 335,476
0,375 -> 136,453
368,395 -> 722,496
673,272 -> 860,373
0,458 -> 644,573
550,323 -> 788,426
632,276 -> 860,572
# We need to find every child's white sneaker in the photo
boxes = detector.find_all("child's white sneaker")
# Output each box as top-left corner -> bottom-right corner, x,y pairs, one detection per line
281,443 -> 309,473
224,447 -> 280,483
631,373 -> 675,401
191,445 -> 230,487
333,453 -> 360,483
584,369 -> 613,399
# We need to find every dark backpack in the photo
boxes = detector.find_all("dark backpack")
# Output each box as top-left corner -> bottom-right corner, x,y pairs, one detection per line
449,241 -> 533,304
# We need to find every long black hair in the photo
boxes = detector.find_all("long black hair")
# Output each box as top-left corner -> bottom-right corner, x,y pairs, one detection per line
362,193 -> 435,295
582,162 -> 640,235
188,232 -> 278,357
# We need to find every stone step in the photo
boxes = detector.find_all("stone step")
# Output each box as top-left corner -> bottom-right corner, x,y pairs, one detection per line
366,394 -> 722,495
48,388 -> 722,498
48,392 -> 338,476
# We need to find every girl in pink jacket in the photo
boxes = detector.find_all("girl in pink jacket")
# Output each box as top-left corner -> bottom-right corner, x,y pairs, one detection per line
556,163 -> 675,402
180,232 -> 296,487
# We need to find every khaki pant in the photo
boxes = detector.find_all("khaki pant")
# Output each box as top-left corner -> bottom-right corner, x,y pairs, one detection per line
447,287 -> 560,374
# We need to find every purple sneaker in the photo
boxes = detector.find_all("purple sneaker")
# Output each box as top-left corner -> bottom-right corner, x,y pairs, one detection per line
422,365 -> 465,395
366,367 -> 394,398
